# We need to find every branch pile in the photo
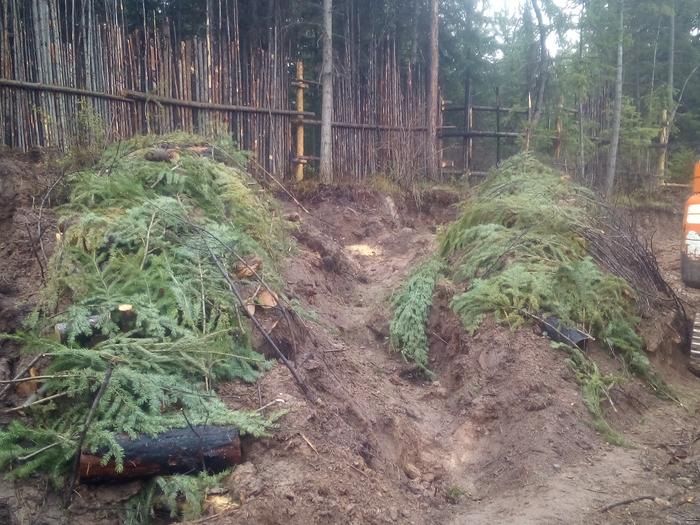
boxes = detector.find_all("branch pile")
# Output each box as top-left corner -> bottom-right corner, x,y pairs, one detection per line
0,133 -> 294,519
391,154 -> 680,429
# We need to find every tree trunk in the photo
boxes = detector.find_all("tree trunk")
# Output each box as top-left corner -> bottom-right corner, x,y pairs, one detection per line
426,0 -> 439,179
79,425 -> 241,481
656,0 -> 674,183
524,0 -> 548,152
605,0 -> 624,197
319,0 -> 333,184
410,0 -> 419,67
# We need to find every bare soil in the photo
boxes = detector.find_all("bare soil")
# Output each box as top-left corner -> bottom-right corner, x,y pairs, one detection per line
208,188 -> 700,525
1,155 -> 700,524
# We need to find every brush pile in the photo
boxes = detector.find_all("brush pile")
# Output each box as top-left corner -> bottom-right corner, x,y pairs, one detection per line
392,154 -> 681,386
0,134 -> 291,519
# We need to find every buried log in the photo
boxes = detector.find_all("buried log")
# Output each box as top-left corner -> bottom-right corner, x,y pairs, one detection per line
79,425 -> 241,482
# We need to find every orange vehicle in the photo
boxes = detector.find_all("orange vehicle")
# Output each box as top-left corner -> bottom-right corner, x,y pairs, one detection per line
682,159 -> 700,370
682,160 -> 700,288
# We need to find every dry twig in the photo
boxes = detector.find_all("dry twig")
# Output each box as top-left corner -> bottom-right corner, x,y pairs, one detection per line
599,495 -> 657,513
64,362 -> 115,503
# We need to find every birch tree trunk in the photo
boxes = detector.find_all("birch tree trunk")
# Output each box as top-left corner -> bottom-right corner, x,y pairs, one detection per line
426,0 -> 439,179
319,0 -> 333,184
656,0 -> 674,183
605,0 -> 624,197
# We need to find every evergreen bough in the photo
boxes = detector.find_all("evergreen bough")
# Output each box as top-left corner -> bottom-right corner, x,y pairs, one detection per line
389,259 -> 443,373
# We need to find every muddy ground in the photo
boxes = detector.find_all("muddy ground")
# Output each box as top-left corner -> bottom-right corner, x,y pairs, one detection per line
1,153 -> 700,524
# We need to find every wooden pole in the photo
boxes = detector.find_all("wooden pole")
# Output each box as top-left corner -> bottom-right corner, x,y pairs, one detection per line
124,89 -> 312,117
525,91 -> 533,151
294,60 -> 305,182
462,76 -> 468,173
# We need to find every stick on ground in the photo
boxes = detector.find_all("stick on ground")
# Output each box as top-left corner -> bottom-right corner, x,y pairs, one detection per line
64,362 -> 115,503
599,495 -> 656,513
207,246 -> 311,398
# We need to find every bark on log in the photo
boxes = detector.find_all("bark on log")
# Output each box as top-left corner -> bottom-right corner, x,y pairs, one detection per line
79,425 -> 241,481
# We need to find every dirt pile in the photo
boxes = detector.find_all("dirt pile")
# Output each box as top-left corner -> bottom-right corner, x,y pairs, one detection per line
208,183 -> 700,525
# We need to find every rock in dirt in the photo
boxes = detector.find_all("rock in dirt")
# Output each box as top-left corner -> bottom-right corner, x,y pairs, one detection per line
403,462 -> 421,480
228,462 -> 263,501
388,506 -> 399,521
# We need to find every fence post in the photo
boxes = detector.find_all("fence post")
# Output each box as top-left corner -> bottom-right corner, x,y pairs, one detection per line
294,60 -> 305,182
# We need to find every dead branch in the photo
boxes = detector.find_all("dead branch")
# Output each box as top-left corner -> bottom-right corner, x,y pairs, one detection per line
24,223 -> 46,283
207,246 -> 310,398
599,495 -> 657,513
65,362 -> 115,503
3,390 -> 68,413
36,173 -> 66,264
0,353 -> 46,400
242,154 -> 310,215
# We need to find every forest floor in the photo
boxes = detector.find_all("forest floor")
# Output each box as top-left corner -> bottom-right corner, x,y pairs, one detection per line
1,151 -> 700,524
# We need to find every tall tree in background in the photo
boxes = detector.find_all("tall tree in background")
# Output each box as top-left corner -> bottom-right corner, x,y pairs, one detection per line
605,0 -> 624,196
320,0 -> 333,184
656,0 -> 675,182
427,0 -> 439,178
524,0 -> 547,152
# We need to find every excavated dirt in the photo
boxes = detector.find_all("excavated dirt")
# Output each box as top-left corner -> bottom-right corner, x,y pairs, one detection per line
2,154 -> 700,524
208,188 -> 700,525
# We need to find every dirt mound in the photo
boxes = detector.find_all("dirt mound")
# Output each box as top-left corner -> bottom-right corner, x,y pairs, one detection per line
427,292 -> 597,499
209,188 -> 607,524
210,187 -> 700,525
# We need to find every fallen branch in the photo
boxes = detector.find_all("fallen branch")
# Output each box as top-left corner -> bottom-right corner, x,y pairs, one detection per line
24,223 -> 45,283
207,246 -> 310,397
599,495 -> 657,513
3,390 -> 68,413
65,362 -> 115,502
0,374 -> 80,384
300,432 -> 319,455
0,353 -> 45,400
247,156 -> 311,215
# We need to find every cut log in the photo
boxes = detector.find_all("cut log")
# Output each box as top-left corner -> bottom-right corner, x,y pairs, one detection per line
79,425 -> 241,482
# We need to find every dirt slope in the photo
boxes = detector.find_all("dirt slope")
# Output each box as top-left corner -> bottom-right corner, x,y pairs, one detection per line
208,189 -> 700,525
